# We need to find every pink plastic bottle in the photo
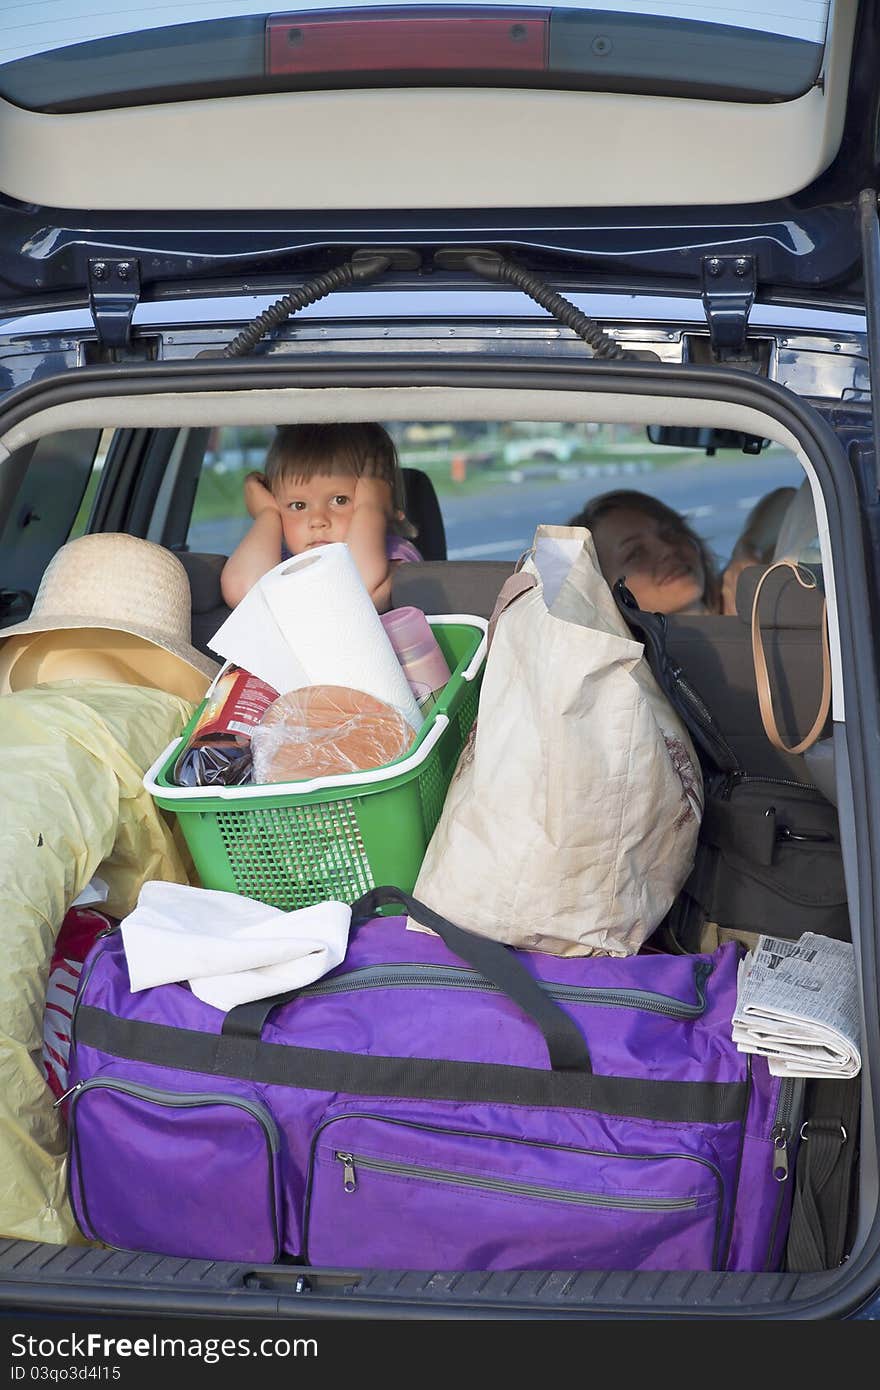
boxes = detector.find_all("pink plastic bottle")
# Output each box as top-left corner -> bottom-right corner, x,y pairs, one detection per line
380,607 -> 452,714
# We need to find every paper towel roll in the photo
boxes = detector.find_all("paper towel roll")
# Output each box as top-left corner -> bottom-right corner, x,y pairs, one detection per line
210,544 -> 423,731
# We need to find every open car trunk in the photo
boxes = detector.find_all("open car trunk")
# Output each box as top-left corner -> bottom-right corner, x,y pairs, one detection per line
0,351 -> 878,1320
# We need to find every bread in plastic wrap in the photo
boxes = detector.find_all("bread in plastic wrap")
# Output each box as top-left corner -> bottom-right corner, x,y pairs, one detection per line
251,684 -> 413,784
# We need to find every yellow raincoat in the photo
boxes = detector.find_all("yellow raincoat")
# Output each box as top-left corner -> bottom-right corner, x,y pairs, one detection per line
0,680 -> 195,1244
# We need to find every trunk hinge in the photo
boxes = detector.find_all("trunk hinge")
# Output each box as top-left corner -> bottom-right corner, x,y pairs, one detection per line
87,257 -> 147,360
700,254 -> 757,362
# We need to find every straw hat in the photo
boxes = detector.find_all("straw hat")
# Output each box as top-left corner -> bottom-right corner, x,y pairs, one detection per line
0,533 -> 220,703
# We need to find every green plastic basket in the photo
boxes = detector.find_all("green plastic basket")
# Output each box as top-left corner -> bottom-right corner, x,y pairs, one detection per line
144,617 -> 486,911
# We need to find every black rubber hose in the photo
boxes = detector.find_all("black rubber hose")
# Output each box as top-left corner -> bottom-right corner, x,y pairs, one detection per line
462,251 -> 631,360
223,255 -> 392,358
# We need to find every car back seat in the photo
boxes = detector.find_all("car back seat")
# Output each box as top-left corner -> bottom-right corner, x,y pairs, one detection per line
181,529 -> 829,785
665,563 -> 828,781
392,559 -> 829,783
392,559 -> 512,619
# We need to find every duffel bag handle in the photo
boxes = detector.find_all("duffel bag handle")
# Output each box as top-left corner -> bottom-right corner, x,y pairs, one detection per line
350,887 -> 592,1074
222,886 -> 592,1074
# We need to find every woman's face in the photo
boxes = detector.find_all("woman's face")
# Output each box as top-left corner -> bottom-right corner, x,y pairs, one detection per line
590,507 -> 707,614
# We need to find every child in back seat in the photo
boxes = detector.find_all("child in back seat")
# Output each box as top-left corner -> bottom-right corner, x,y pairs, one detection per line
220,423 -> 421,614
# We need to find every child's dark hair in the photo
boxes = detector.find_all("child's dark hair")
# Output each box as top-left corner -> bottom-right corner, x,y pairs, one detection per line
265,423 -> 416,538
569,489 -> 723,614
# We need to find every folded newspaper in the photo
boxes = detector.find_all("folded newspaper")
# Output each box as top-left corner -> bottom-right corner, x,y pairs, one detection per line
732,933 -> 861,1079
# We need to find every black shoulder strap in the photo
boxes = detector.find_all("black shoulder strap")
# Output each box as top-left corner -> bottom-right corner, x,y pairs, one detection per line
786,1076 -> 861,1272
612,579 -> 740,777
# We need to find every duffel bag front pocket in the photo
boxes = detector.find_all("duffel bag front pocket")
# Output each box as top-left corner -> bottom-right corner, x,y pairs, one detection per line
304,1113 -> 725,1271
68,1072 -> 282,1262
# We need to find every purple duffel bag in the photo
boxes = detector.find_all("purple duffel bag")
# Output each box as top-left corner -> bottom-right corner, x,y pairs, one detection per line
65,887 -> 800,1273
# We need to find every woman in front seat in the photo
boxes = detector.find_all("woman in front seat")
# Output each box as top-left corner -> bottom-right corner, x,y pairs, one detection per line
568,489 -> 724,615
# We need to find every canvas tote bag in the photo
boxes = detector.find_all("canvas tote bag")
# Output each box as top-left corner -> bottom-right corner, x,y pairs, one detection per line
411,525 -> 703,956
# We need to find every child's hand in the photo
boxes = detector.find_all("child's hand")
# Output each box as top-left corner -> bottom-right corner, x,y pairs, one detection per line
353,474 -> 394,518
243,471 -> 280,519
345,475 -> 394,611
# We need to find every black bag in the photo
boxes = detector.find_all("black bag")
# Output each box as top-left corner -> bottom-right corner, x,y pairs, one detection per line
681,775 -> 850,942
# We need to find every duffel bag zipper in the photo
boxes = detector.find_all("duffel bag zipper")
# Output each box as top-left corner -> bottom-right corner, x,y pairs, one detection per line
68,941 -> 712,1037
300,960 -> 713,1019
67,1077 -> 281,1141
67,1078 -> 282,1257
305,1111 -> 725,1268
770,1076 -> 804,1181
764,1076 -> 805,1269
335,1150 -> 703,1211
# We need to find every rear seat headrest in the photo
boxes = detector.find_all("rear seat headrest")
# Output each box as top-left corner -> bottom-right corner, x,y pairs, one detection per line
735,563 -> 825,629
176,552 -> 227,614
391,560 -> 514,620
401,468 -> 447,562
174,551 -> 231,659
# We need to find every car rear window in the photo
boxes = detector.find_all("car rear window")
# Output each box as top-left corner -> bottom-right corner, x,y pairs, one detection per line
185,419 -> 805,567
0,1 -> 829,112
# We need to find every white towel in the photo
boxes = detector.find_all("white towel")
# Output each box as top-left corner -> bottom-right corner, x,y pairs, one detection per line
121,881 -> 351,1011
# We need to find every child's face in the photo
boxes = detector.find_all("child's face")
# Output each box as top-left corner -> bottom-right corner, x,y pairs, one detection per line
274,472 -> 359,554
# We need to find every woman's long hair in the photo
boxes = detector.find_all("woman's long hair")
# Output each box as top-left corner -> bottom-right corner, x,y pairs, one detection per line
569,489 -> 723,615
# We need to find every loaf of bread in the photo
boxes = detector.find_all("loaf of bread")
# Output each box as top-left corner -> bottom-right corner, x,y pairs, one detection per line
251,684 -> 413,784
